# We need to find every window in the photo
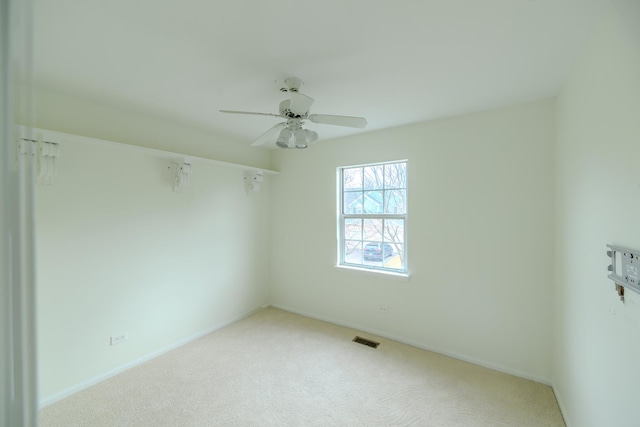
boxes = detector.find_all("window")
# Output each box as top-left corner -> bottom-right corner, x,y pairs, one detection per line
338,161 -> 407,274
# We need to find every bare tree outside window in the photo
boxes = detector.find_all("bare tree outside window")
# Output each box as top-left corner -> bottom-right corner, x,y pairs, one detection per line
339,161 -> 407,273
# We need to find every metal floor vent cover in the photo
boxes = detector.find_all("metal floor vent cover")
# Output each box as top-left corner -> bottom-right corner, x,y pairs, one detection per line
353,336 -> 380,348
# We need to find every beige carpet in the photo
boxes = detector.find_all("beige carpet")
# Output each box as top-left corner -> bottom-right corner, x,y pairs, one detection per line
40,308 -> 565,426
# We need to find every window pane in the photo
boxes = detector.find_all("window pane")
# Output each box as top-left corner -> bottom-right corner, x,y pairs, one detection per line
344,240 -> 362,264
363,165 -> 383,190
364,257 -> 383,268
343,191 -> 362,214
384,244 -> 404,269
384,189 -> 406,214
343,167 -> 362,190
363,191 -> 383,213
383,219 -> 405,244
344,218 -> 362,240
363,218 -> 382,241
384,162 -> 406,189
363,242 -> 398,268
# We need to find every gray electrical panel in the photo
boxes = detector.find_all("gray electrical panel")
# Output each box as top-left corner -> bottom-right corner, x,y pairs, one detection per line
607,245 -> 640,300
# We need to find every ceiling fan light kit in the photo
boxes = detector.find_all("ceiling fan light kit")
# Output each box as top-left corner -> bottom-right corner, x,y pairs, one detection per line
220,77 -> 367,149
275,125 -> 319,150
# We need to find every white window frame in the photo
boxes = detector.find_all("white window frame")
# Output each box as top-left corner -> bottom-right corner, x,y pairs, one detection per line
337,160 -> 408,275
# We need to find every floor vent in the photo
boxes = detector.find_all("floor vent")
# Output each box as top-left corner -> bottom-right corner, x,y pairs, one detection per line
352,336 -> 380,348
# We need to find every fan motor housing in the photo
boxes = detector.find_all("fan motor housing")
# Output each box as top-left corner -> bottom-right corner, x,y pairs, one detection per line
279,100 -> 306,119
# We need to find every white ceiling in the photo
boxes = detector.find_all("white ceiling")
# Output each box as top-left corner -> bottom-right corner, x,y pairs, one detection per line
32,0 -> 607,148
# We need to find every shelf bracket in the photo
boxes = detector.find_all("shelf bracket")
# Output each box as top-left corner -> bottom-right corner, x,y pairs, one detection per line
18,136 -> 61,185
37,140 -> 61,185
169,159 -> 192,192
244,171 -> 264,194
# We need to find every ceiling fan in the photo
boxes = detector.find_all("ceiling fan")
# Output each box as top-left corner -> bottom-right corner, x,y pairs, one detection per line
220,77 -> 367,149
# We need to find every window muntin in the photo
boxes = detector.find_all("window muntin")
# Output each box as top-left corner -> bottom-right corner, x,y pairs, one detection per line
338,161 -> 407,274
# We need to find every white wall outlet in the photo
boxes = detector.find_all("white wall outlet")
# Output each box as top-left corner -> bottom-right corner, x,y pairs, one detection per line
110,333 -> 128,346
377,305 -> 391,314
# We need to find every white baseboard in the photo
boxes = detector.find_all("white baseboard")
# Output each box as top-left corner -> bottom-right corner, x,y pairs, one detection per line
551,382 -> 571,427
270,303 -> 552,386
39,306 -> 265,408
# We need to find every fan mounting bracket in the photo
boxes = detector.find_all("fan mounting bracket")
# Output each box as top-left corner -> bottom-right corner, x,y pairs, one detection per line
277,77 -> 303,93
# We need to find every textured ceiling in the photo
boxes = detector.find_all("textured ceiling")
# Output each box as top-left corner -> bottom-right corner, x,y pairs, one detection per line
32,0 -> 607,148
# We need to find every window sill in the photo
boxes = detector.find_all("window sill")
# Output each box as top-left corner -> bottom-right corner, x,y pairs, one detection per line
335,264 -> 410,281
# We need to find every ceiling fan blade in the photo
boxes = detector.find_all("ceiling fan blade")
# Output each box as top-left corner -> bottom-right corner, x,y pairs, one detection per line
288,93 -> 314,116
251,122 -> 287,146
219,110 -> 282,118
308,114 -> 367,128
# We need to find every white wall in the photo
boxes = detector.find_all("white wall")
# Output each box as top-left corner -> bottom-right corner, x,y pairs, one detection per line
32,98 -> 272,403
270,99 -> 555,382
553,1 -> 640,425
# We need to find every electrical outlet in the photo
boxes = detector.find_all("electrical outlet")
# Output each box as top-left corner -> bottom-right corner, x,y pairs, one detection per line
110,333 -> 128,346
377,305 -> 391,314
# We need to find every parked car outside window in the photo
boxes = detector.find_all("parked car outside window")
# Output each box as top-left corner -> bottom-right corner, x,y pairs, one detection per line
364,242 -> 394,261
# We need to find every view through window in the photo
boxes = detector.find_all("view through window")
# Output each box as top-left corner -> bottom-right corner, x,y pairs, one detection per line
338,161 -> 407,274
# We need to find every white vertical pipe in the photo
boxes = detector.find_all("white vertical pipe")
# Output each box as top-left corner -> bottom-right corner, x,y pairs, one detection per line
1,0 -> 38,425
